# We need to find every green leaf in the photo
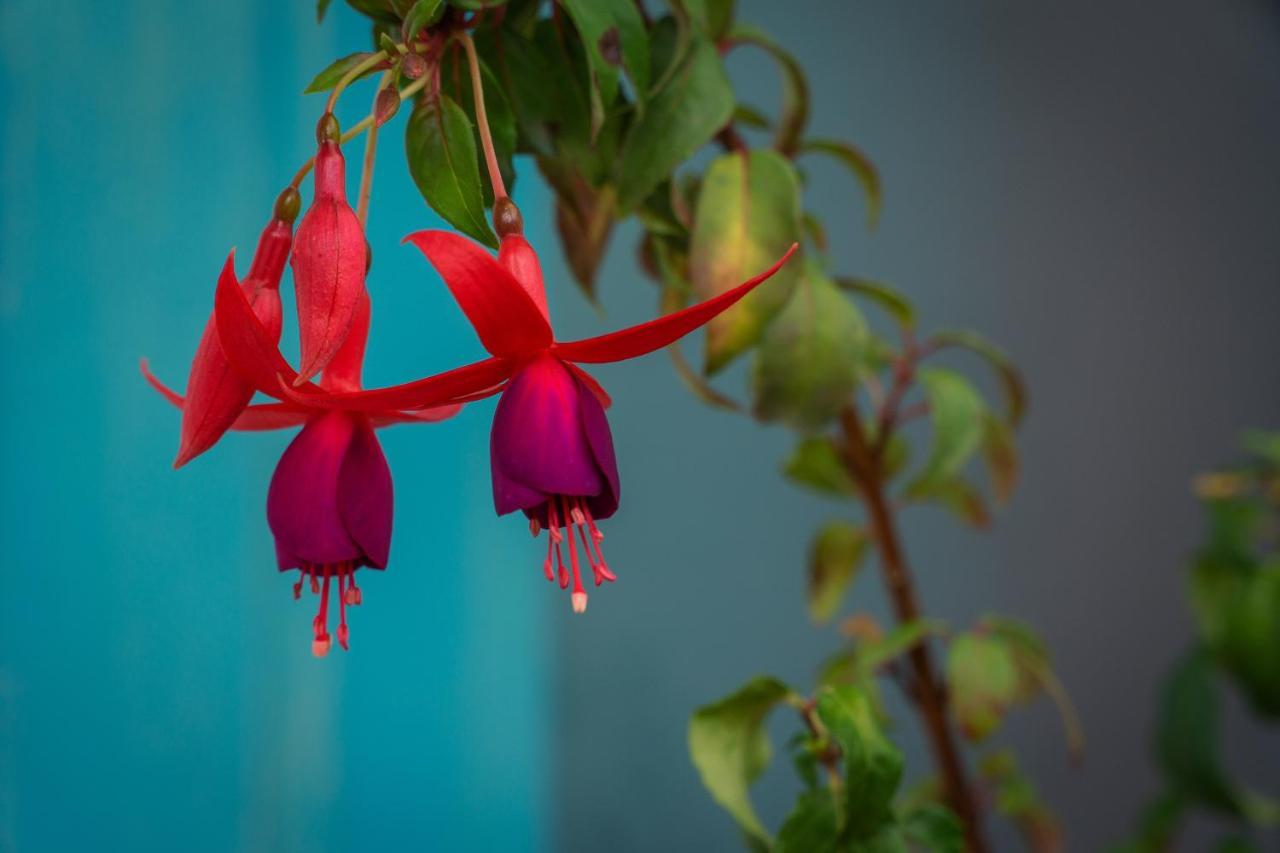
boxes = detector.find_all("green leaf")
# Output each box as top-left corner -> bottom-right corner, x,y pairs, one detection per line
304,52 -> 379,94
317,0 -> 334,22
1217,564 -> 1280,718
616,33 -> 734,212
689,676 -> 793,846
449,0 -> 511,9
404,93 -> 497,248
784,437 -> 857,498
833,277 -> 914,329
1156,648 -> 1243,815
680,0 -> 737,40
1242,429 -> 1280,468
808,521 -> 869,624
402,0 -> 445,39
802,139 -> 882,229
931,329 -> 1027,426
982,414 -> 1019,505
914,478 -> 991,529
752,260 -> 869,430
728,24 -> 809,156
906,368 -> 987,498
735,102 -> 772,129
978,750 -> 1062,851
946,632 -> 1020,741
558,0 -> 650,139
690,149 -> 803,373
777,788 -> 840,853
1119,791 -> 1185,853
899,804 -> 963,853
816,685 -> 904,840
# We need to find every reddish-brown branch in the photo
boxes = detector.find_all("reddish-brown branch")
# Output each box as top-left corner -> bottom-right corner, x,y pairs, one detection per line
839,404 -> 989,853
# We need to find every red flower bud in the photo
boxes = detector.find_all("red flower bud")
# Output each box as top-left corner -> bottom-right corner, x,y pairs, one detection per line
171,200 -> 295,467
291,129 -> 368,384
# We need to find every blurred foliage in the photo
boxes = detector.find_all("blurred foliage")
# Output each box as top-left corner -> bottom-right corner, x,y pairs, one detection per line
1118,434 -> 1280,852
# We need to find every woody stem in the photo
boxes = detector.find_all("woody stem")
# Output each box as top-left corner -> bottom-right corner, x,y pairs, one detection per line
457,32 -> 507,201
325,49 -> 393,115
837,403 -> 989,852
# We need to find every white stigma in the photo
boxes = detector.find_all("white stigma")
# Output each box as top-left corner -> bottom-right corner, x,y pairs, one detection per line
571,592 -> 588,614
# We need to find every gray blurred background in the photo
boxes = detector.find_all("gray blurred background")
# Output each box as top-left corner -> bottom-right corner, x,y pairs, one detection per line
546,1 -> 1280,849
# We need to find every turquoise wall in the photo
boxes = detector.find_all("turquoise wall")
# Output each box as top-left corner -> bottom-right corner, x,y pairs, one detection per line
0,2 -> 549,850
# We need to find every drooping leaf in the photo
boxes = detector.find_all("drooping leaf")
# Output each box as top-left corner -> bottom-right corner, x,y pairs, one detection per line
802,138 -> 882,229
689,676 -> 794,847
727,23 -> 809,156
558,0 -> 650,137
616,33 -> 734,212
752,260 -> 869,430
1156,648 -> 1243,816
784,437 -> 857,498
1217,563 -> 1280,718
912,477 -> 991,529
833,277 -> 915,329
808,521 -> 869,624
816,685 -> 904,840
982,414 -> 1019,505
404,92 -> 497,248
905,368 -> 987,498
946,631 -> 1020,741
821,620 -> 945,687
539,158 -> 616,299
690,149 -> 803,373
931,329 -> 1027,426
304,52 -> 379,94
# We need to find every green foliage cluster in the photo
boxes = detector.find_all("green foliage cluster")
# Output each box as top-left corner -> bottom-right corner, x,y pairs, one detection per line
1118,433 -> 1280,852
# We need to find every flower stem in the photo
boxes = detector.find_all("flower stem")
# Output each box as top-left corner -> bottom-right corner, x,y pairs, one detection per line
290,75 -> 431,189
325,49 -> 392,116
457,32 -> 507,202
838,403 -> 990,853
356,72 -> 392,229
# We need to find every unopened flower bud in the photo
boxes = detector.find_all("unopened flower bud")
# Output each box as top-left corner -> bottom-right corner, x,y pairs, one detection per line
493,196 -> 523,238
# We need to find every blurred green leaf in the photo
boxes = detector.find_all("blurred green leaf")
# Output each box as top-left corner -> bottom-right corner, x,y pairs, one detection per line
1217,564 -> 1280,718
899,803 -> 964,853
304,52 -> 378,94
728,23 -> 809,156
1156,648 -> 1243,816
680,0 -> 737,40
317,0 -> 334,22
802,138 -> 882,229
808,521 -> 869,624
982,414 -> 1019,505
449,0 -> 511,9
947,632 -> 1020,741
914,478 -> 991,529
616,33 -> 734,211
816,685 -> 904,840
978,750 -> 1062,852
1242,429 -> 1280,468
931,329 -> 1027,427
539,158 -> 616,299
735,102 -> 773,129
753,260 -> 869,430
405,92 -> 497,247
777,788 -> 840,853
906,368 -> 987,498
981,615 -> 1085,759
784,437 -> 857,498
690,149 -> 803,373
690,676 -> 794,847
558,0 -> 650,137
1118,791 -> 1185,853
834,277 -> 915,329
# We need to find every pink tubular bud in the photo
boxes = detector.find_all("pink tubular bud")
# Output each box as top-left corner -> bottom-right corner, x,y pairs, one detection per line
174,208 -> 295,467
291,139 -> 368,384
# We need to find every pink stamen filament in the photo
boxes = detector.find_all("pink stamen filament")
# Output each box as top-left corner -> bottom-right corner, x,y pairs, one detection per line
296,561 -> 361,657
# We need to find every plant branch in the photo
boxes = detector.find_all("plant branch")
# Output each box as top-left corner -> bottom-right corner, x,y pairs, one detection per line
326,49 -> 392,115
838,403 -> 989,852
796,698 -> 844,811
457,32 -> 508,202
355,72 -> 393,229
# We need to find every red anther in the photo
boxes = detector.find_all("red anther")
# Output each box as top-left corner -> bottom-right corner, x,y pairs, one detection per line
312,635 -> 332,658
310,575 -> 320,594
293,579 -> 303,600
530,518 -> 541,537
337,623 -> 350,650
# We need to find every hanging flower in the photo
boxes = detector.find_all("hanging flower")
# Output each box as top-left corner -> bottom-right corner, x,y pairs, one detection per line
146,285 -> 459,655
215,229 -> 796,613
291,115 -> 368,384
149,189 -> 298,468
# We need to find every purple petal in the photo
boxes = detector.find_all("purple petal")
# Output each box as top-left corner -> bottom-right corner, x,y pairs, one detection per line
575,369 -> 620,521
337,416 -> 394,569
492,448 -> 552,516
267,411 -> 362,568
489,356 -> 604,513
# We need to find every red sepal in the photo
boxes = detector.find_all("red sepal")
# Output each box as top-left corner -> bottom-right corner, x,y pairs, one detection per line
140,359 -> 311,432
405,230 -> 553,357
550,245 -> 798,364
279,355 -> 515,412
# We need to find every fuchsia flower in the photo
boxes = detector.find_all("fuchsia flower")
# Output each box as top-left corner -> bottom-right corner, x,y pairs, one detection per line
145,241 -> 458,656
216,228 -> 796,614
145,191 -> 297,467
291,117 -> 369,384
